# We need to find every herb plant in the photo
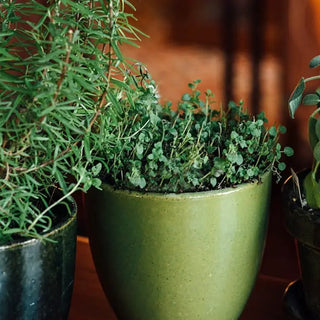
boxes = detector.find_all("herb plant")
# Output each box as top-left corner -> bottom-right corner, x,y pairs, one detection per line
289,55 -> 320,208
0,0 -> 142,243
0,0 -> 292,244
98,76 -> 293,193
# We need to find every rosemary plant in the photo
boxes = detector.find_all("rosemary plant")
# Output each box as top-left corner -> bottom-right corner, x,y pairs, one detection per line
0,0 -> 142,243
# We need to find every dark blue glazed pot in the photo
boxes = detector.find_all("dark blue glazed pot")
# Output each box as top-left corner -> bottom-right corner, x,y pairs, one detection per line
0,200 -> 77,320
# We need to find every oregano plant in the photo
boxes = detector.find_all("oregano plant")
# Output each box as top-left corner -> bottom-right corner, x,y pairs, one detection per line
97,76 -> 293,193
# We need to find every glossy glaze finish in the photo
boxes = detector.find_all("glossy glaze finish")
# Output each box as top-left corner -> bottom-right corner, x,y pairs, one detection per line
88,173 -> 272,320
0,205 -> 77,320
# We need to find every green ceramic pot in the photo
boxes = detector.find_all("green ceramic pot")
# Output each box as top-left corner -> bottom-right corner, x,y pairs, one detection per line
0,200 -> 77,320
283,171 -> 320,320
88,172 -> 272,320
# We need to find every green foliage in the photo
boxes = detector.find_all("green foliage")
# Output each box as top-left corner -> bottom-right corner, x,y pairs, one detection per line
289,55 -> 320,208
0,0 -> 142,243
98,78 -> 290,193
0,0 -> 291,244
289,78 -> 305,118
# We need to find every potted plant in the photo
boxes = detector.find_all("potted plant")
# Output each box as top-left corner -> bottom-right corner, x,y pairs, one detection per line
0,0 -> 139,318
87,52 -> 293,319
283,55 -> 320,320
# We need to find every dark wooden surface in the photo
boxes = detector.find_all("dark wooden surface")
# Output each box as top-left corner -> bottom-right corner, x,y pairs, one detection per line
69,237 -> 117,320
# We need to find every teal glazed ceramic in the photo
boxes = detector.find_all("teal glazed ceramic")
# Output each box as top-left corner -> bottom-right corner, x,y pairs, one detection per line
88,172 -> 272,320
0,201 -> 77,320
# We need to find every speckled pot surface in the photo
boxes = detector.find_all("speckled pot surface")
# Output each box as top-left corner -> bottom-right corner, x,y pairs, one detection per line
0,201 -> 77,320
88,172 -> 272,320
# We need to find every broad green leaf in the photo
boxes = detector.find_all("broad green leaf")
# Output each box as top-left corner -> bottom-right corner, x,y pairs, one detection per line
314,141 -> 320,161
303,171 -> 320,208
309,55 -> 320,68
289,78 -> 305,118
316,117 -> 320,140
309,116 -> 318,149
302,93 -> 320,105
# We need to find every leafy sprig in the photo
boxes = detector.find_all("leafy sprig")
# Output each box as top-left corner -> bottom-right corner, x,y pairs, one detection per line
289,54 -> 320,208
0,0 -> 143,243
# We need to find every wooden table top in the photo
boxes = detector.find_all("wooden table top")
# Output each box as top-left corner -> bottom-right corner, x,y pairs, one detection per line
69,236 -> 291,320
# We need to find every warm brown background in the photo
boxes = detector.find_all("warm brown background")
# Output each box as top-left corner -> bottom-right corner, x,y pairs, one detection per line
18,0 -> 320,176
122,0 -> 320,173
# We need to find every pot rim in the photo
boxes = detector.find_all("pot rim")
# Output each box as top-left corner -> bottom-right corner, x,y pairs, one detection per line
0,197 -> 77,250
282,169 -> 320,247
102,170 -> 272,200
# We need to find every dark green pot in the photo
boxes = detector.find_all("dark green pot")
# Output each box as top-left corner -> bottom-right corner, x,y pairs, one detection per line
88,172 -> 272,320
283,171 -> 320,320
0,201 -> 77,320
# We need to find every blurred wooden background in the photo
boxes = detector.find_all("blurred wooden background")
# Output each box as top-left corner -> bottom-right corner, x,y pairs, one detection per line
121,0 -> 320,173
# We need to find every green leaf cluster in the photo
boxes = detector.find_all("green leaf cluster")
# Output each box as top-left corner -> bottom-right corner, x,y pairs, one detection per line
0,0 -> 142,243
0,0 -> 292,244
98,78 -> 291,193
289,55 -> 320,208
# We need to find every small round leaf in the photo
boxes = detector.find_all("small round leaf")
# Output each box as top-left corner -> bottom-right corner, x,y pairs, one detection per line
302,94 -> 320,105
269,126 -> 277,137
182,93 -> 191,101
284,147 -> 294,157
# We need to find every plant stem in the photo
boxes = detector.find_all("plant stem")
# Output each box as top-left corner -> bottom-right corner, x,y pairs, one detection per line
27,175 -> 83,232
52,29 -> 73,102
88,0 -> 115,130
305,75 -> 320,83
